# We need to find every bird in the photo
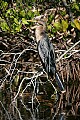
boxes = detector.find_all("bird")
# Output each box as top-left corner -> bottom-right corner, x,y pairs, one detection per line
35,20 -> 65,93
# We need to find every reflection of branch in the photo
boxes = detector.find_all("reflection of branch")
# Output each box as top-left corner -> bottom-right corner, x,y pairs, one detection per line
12,102 -> 23,120
20,99 -> 36,120
21,72 -> 43,96
56,40 -> 80,62
0,101 -> 11,120
52,93 -> 63,119
12,71 -> 43,101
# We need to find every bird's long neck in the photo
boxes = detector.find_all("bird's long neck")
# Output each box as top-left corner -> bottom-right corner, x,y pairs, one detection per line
35,25 -> 47,43
35,31 -> 47,42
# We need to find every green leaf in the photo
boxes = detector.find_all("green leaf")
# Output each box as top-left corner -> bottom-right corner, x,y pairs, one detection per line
15,24 -> 22,32
60,10 -> 66,16
0,1 -> 8,10
54,22 -> 61,31
71,21 -> 76,28
52,28 -> 57,33
12,22 -> 22,32
20,10 -> 25,17
61,20 -> 68,32
64,54 -> 68,58
13,75 -> 19,86
10,15 -> 14,19
6,9 -> 11,14
47,25 -> 52,31
73,3 -> 79,11
6,9 -> 14,18
74,19 -> 80,30
48,14 -> 54,23
22,18 -> 29,24
0,22 -> 9,31
14,18 -> 19,24
27,11 -> 34,18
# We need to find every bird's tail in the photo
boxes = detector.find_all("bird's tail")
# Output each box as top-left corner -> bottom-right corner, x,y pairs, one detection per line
55,72 -> 65,93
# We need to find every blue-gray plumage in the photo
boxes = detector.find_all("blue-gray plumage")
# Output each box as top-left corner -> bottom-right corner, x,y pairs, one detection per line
35,22 -> 65,93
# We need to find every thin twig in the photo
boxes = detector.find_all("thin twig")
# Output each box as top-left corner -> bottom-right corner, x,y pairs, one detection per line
56,40 -> 80,62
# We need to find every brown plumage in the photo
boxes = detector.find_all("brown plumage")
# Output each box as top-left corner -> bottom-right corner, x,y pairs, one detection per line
35,21 -> 65,93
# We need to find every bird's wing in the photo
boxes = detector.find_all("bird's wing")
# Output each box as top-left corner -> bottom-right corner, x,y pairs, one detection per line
49,41 -> 56,67
37,38 -> 65,92
49,42 -> 65,92
37,38 -> 49,68
37,37 -> 56,74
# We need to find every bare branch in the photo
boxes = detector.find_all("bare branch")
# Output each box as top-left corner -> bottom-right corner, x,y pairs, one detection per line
56,40 -> 80,62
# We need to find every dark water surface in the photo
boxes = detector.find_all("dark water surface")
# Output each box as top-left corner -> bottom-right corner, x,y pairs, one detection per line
0,84 -> 80,120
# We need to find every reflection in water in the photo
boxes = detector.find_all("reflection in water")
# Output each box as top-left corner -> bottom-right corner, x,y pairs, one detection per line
57,112 -> 65,120
0,89 -> 80,120
0,78 -> 80,120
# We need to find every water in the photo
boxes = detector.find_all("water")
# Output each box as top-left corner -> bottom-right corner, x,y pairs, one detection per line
0,82 -> 80,120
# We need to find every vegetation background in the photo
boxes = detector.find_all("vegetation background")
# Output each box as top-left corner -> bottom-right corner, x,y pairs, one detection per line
0,0 -> 80,120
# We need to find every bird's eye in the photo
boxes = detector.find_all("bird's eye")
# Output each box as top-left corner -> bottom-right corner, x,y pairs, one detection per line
41,31 -> 45,35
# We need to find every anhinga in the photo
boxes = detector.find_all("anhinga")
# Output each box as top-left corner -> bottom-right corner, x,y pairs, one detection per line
35,21 -> 65,93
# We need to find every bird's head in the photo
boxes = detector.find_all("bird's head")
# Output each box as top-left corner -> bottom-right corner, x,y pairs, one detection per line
35,25 -> 47,42
31,20 -> 47,42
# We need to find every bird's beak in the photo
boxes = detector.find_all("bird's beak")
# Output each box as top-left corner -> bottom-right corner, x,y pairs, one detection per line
34,15 -> 44,21
31,25 -> 38,30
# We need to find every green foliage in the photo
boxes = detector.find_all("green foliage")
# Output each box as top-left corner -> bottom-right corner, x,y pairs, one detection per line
61,20 -> 68,32
54,22 -> 62,31
47,1 -> 80,38
0,0 -> 80,35
0,17 -> 10,31
0,0 -> 8,11
72,3 -> 80,11
22,18 -> 29,25
0,0 -> 39,34
48,14 -> 54,24
48,19 -> 68,35
71,2 -> 80,16
13,75 -> 19,86
59,10 -> 66,16
74,19 -> 80,30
